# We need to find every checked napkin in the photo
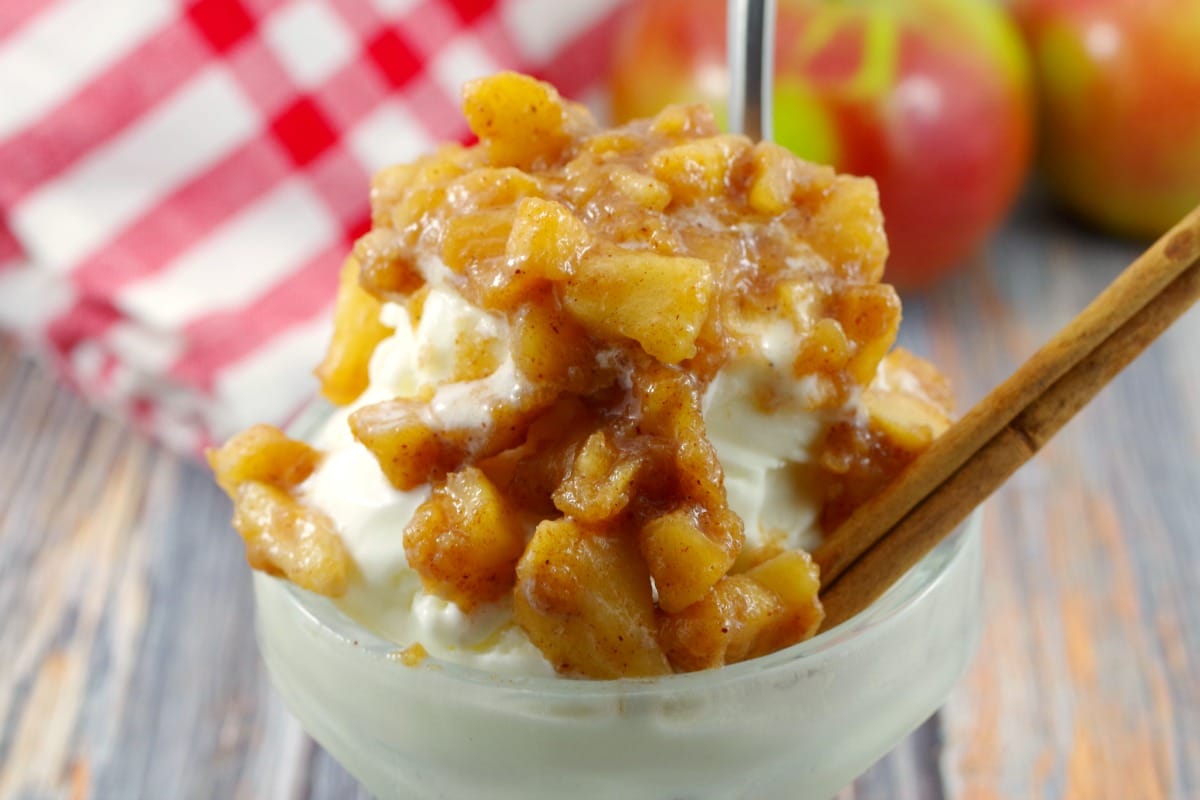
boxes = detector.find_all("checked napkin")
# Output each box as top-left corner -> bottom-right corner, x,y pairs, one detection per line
0,0 -> 628,453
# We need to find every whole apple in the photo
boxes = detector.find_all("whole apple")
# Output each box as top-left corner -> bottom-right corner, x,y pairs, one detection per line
1013,0 -> 1200,237
610,0 -> 1034,289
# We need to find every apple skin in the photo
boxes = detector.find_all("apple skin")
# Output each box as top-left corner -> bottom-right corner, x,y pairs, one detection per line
610,0 -> 1034,289
1013,0 -> 1200,238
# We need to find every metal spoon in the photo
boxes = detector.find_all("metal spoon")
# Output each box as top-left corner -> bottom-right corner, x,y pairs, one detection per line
726,0 -> 777,140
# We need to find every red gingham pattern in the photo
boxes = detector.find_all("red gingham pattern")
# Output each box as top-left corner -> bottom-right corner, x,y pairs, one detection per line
0,0 -> 630,453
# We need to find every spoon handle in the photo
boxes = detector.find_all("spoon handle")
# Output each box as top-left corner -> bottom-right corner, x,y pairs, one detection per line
726,0 -> 776,140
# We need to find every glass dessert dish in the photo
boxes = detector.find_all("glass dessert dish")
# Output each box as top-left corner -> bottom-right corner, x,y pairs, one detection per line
254,396 -> 983,799
207,72 -> 984,800
256,514 -> 982,800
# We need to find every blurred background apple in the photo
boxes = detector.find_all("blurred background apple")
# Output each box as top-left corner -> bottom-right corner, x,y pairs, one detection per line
610,0 -> 1034,289
1013,0 -> 1200,238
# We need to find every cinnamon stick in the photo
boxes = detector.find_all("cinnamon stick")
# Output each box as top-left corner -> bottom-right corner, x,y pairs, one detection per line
815,205 -> 1200,590
815,206 -> 1200,630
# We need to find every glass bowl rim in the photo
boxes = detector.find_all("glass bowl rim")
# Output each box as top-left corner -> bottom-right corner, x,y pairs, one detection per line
269,399 -> 984,699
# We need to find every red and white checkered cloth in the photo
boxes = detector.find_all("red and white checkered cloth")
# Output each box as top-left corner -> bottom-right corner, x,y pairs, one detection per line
0,0 -> 628,453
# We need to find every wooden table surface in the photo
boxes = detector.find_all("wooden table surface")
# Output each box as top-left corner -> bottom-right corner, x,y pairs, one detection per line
1,193 -> 1197,799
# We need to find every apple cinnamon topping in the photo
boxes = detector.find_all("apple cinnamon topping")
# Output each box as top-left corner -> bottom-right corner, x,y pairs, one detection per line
209,72 -> 953,678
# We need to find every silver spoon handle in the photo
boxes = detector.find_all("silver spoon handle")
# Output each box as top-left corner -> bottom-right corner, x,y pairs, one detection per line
726,0 -> 776,140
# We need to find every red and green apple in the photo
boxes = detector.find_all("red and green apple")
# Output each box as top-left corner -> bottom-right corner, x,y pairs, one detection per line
610,0 -> 1035,289
1013,0 -> 1200,237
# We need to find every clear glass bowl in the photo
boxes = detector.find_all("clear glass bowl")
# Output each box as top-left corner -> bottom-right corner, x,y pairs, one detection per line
254,501 -> 983,800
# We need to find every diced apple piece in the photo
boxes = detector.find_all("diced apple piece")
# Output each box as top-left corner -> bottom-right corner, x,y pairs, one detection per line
450,166 -> 542,210
746,141 -> 836,216
466,261 -> 548,312
650,134 -> 751,203
834,283 -> 901,385
462,72 -> 587,170
660,549 -> 823,672
368,161 -> 416,228
479,397 -> 597,516
634,362 -> 731,525
659,575 -> 781,672
639,508 -> 734,614
865,392 -> 947,453
440,208 -> 515,275
649,104 -> 719,139
608,168 -> 672,212
514,518 -> 670,678
792,317 -> 852,378
863,350 -> 954,455
351,394 -> 552,491
510,301 -> 597,392
385,145 -> 472,232
743,550 -> 825,656
583,130 -> 643,156
314,257 -> 395,405
456,196 -> 591,311
506,196 -> 590,279
552,431 -> 643,523
207,424 -> 322,495
731,540 -> 787,574
353,229 -> 424,301
349,400 -> 464,490
404,467 -> 526,611
563,249 -> 712,364
396,643 -> 429,667
232,481 -> 351,597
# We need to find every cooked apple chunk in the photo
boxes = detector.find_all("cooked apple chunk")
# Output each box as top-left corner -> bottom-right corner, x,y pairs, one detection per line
563,248 -> 713,364
805,175 -> 889,284
462,71 -> 589,171
649,135 -> 751,202
506,196 -> 590,279
510,301 -> 598,392
742,550 -> 825,655
441,207 -> 516,276
660,550 -> 823,671
746,141 -> 836,216
349,400 -> 466,491
552,430 -> 644,524
354,229 -> 424,302
834,283 -> 902,385
659,575 -> 780,672
207,428 -> 348,597
405,467 -> 525,611
514,518 -> 670,678
314,257 -> 394,406
863,348 -> 954,453
350,393 -> 552,491
232,481 -> 350,597
207,424 -> 322,495
639,508 -> 734,614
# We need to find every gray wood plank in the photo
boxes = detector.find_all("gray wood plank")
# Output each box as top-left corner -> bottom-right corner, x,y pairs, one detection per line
0,349 -> 313,800
935,196 -> 1199,799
